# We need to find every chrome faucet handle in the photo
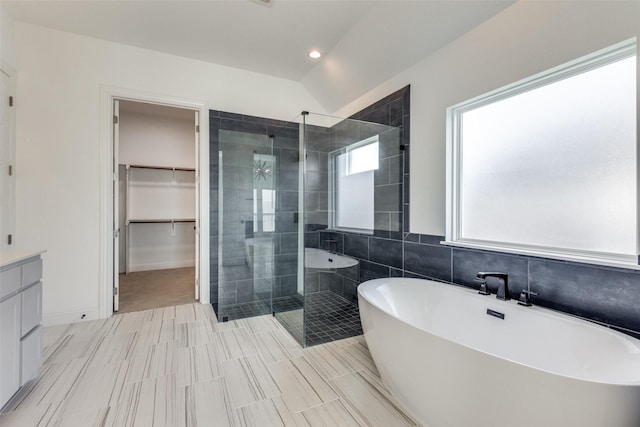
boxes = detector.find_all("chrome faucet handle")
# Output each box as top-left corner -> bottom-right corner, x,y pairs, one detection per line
474,277 -> 490,295
518,289 -> 538,307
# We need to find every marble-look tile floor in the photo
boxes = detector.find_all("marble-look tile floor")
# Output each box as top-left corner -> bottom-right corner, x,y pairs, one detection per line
0,303 -> 419,427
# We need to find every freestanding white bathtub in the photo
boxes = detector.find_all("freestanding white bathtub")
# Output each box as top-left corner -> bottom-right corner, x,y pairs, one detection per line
358,278 -> 640,427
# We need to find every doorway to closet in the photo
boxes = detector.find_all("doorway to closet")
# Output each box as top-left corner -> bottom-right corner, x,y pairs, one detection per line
113,100 -> 199,313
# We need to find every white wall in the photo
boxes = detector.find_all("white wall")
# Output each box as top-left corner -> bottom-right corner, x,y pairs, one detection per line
0,6 -> 16,68
119,107 -> 195,169
14,22 -> 326,325
333,1 -> 640,236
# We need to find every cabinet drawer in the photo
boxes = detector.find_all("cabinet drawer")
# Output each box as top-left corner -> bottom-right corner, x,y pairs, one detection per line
21,282 -> 42,336
20,326 -> 42,386
22,259 -> 43,288
0,266 -> 21,300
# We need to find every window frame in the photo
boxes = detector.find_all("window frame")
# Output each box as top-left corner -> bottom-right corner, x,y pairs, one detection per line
445,38 -> 638,269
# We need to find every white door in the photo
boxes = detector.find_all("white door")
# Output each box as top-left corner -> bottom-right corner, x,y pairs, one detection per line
113,99 -> 120,312
194,110 -> 200,300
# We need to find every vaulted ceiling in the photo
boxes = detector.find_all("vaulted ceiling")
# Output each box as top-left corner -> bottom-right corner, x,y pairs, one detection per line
3,0 -> 514,112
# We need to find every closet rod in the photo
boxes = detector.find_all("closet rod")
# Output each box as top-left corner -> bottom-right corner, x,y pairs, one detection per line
127,219 -> 196,224
123,164 -> 196,172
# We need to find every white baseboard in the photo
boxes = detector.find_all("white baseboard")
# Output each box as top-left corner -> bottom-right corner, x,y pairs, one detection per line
128,260 -> 195,273
42,308 -> 102,327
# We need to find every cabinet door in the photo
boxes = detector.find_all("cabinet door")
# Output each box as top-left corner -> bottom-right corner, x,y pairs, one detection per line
21,282 -> 42,336
20,326 -> 42,386
0,294 -> 21,408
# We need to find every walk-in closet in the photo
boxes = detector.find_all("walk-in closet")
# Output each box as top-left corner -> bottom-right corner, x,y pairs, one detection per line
116,100 -> 198,313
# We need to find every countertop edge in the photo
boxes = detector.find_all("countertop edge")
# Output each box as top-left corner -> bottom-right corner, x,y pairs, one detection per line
0,250 -> 47,268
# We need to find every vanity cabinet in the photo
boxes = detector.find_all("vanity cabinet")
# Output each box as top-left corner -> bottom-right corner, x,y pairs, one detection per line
21,282 -> 42,336
0,252 -> 44,410
0,294 -> 21,408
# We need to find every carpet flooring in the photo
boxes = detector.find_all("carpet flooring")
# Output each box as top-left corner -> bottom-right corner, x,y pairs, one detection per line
117,267 -> 196,313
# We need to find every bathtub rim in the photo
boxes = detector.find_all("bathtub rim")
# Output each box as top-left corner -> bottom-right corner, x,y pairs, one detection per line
358,277 -> 640,386
304,247 -> 359,269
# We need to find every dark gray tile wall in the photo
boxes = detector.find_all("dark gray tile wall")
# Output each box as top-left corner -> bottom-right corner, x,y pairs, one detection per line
451,249 -> 528,293
304,125 -> 332,232
528,259 -> 640,332
343,234 -> 369,259
306,264 -> 360,304
318,226 -> 640,337
400,234 -> 640,336
404,241 -> 452,282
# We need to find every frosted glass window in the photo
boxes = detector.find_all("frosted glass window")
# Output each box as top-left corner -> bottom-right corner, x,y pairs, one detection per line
447,40 -> 637,266
348,141 -> 379,175
330,136 -> 379,231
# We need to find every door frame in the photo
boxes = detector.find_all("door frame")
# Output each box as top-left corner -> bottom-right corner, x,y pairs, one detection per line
1,63 -> 16,251
98,86 -> 209,318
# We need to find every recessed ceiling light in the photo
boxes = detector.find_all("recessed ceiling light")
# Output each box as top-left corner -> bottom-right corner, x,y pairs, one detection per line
249,0 -> 273,7
308,50 -> 322,59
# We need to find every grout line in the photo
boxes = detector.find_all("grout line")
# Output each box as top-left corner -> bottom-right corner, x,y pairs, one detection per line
294,396 -> 341,414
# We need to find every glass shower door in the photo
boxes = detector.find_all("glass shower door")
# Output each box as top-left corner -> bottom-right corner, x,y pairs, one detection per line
218,130 -> 275,320
269,123 -> 305,346
300,113 -> 402,346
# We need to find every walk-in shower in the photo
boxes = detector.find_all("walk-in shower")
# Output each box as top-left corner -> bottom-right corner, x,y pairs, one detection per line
209,109 -> 403,346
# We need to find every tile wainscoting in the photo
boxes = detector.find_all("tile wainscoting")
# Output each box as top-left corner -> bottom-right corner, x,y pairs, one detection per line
318,229 -> 640,339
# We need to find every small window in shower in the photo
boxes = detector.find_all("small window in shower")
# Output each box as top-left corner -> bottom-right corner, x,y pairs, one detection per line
253,189 -> 275,232
347,138 -> 379,175
253,153 -> 276,233
329,135 -> 379,232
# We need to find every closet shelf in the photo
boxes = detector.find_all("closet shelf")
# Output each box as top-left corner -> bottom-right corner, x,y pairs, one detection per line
127,218 -> 196,224
122,163 -> 196,172
122,163 -> 196,274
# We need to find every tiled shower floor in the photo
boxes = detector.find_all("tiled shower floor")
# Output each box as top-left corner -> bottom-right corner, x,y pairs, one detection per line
305,291 -> 363,346
220,291 -> 363,347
